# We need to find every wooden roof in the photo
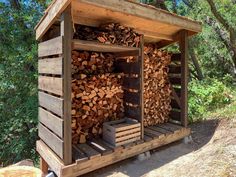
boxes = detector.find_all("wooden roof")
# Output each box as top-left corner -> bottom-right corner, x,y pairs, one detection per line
35,0 -> 202,42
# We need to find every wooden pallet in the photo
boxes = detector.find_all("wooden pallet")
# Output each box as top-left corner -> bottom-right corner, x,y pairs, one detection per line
37,122 -> 190,177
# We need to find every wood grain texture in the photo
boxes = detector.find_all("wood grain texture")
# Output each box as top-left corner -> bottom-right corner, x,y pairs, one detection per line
38,76 -> 63,96
38,36 -> 63,57
72,39 -> 140,53
38,91 -> 63,117
39,107 -> 63,138
61,6 -> 72,165
35,0 -> 72,40
179,30 -> 188,127
38,57 -> 62,75
38,123 -> 64,159
36,140 -> 64,177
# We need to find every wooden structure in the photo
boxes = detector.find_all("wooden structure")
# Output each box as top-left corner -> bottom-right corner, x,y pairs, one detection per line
36,0 -> 201,176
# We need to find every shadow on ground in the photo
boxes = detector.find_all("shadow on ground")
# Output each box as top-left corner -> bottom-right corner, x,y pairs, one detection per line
83,119 -> 220,177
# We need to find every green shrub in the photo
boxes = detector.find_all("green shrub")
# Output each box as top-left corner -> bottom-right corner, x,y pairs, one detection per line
188,78 -> 232,122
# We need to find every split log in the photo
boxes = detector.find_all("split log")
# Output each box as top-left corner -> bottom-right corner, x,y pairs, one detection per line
74,23 -> 141,47
71,73 -> 124,144
143,44 -> 172,126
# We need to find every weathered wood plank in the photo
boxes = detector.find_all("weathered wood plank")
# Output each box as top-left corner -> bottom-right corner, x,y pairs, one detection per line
38,76 -> 63,96
38,36 -> 63,57
39,107 -> 63,138
88,140 -> 113,155
124,105 -> 141,120
38,57 -> 62,75
38,91 -> 63,117
171,53 -> 181,62
124,91 -> 140,105
61,6 -> 72,165
179,30 -> 188,127
169,77 -> 181,85
76,144 -> 101,159
72,39 -> 140,53
169,65 -> 181,74
123,77 -> 140,90
38,123 -> 63,159
170,109 -> 181,121
115,60 -> 140,74
72,145 -> 88,163
36,140 -> 64,177
35,0 -> 72,40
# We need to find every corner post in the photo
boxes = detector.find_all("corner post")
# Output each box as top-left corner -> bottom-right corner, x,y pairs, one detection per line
140,34 -> 144,139
61,6 -> 72,165
179,30 -> 188,127
40,157 -> 49,175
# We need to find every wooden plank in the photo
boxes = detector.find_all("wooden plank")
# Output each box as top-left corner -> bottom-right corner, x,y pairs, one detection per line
38,57 -> 62,75
115,127 -> 140,137
171,99 -> 180,109
143,134 -> 153,141
125,105 -> 141,120
114,50 -> 140,57
148,126 -> 172,135
61,127 -> 191,177
38,76 -> 63,96
157,123 -> 181,133
115,136 -> 140,146
116,132 -> 141,142
40,157 -> 49,175
38,123 -> 63,159
35,0 -> 72,40
39,107 -> 63,138
72,39 -> 140,53
124,91 -> 140,105
123,77 -> 140,90
61,6 -> 72,165
36,140 -> 64,177
76,144 -> 101,159
179,30 -> 188,127
169,77 -> 181,85
38,91 -> 63,117
166,122 -> 184,130
72,0 -> 202,37
115,60 -> 140,74
72,145 -> 88,163
144,128 -> 164,138
140,35 -> 144,140
38,36 -> 63,57
170,109 -> 181,121
88,140 -> 113,155
171,53 -> 181,62
169,65 -> 181,74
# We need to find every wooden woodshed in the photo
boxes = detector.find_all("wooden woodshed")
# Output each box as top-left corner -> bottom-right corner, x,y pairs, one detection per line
35,0 -> 202,176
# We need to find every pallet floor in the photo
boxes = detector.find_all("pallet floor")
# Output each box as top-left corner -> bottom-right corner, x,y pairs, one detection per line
37,122 -> 190,177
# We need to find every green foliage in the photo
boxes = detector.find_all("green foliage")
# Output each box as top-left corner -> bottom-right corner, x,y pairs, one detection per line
0,1 -> 46,166
188,78 -> 233,122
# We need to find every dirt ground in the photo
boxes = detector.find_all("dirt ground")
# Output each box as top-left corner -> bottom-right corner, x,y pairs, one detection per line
84,118 -> 236,177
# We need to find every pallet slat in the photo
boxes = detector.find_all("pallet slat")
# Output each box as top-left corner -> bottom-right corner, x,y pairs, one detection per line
39,107 -> 63,138
123,77 -> 140,90
76,144 -> 101,159
88,140 -> 113,155
38,36 -> 63,57
38,92 -> 63,117
72,145 -> 88,163
72,39 -> 140,53
38,57 -> 63,75
38,76 -> 63,96
38,123 -> 63,159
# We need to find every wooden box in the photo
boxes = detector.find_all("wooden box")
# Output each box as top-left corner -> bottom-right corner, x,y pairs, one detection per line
103,118 -> 141,147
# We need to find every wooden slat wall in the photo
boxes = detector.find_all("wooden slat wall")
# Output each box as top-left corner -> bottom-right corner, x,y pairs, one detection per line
168,30 -> 189,126
38,27 -> 65,161
38,57 -> 63,75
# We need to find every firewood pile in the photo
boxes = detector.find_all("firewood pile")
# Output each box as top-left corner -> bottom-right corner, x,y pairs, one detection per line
143,44 -> 172,126
71,46 -> 126,144
74,23 -> 141,47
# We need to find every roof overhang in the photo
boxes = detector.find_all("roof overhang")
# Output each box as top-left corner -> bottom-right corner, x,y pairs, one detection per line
35,0 -> 202,43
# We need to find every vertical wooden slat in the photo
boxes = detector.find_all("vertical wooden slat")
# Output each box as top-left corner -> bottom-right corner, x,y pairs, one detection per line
140,35 -> 144,139
179,30 -> 188,127
61,6 -> 72,165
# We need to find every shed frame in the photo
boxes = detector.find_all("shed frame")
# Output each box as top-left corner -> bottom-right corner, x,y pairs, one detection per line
36,1 -> 201,176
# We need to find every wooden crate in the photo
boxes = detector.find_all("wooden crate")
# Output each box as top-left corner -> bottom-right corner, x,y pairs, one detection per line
103,118 -> 141,147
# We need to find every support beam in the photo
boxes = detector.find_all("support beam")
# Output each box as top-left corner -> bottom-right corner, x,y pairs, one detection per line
61,6 -> 72,165
179,30 -> 188,127
40,157 -> 49,176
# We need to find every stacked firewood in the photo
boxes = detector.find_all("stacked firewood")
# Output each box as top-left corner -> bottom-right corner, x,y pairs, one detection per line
143,44 -> 172,126
72,51 -> 114,75
74,23 -> 141,47
71,49 -> 125,144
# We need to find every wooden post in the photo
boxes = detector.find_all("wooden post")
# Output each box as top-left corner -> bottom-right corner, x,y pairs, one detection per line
40,157 -> 49,175
179,30 -> 188,127
61,6 -> 72,165
140,35 -> 144,139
